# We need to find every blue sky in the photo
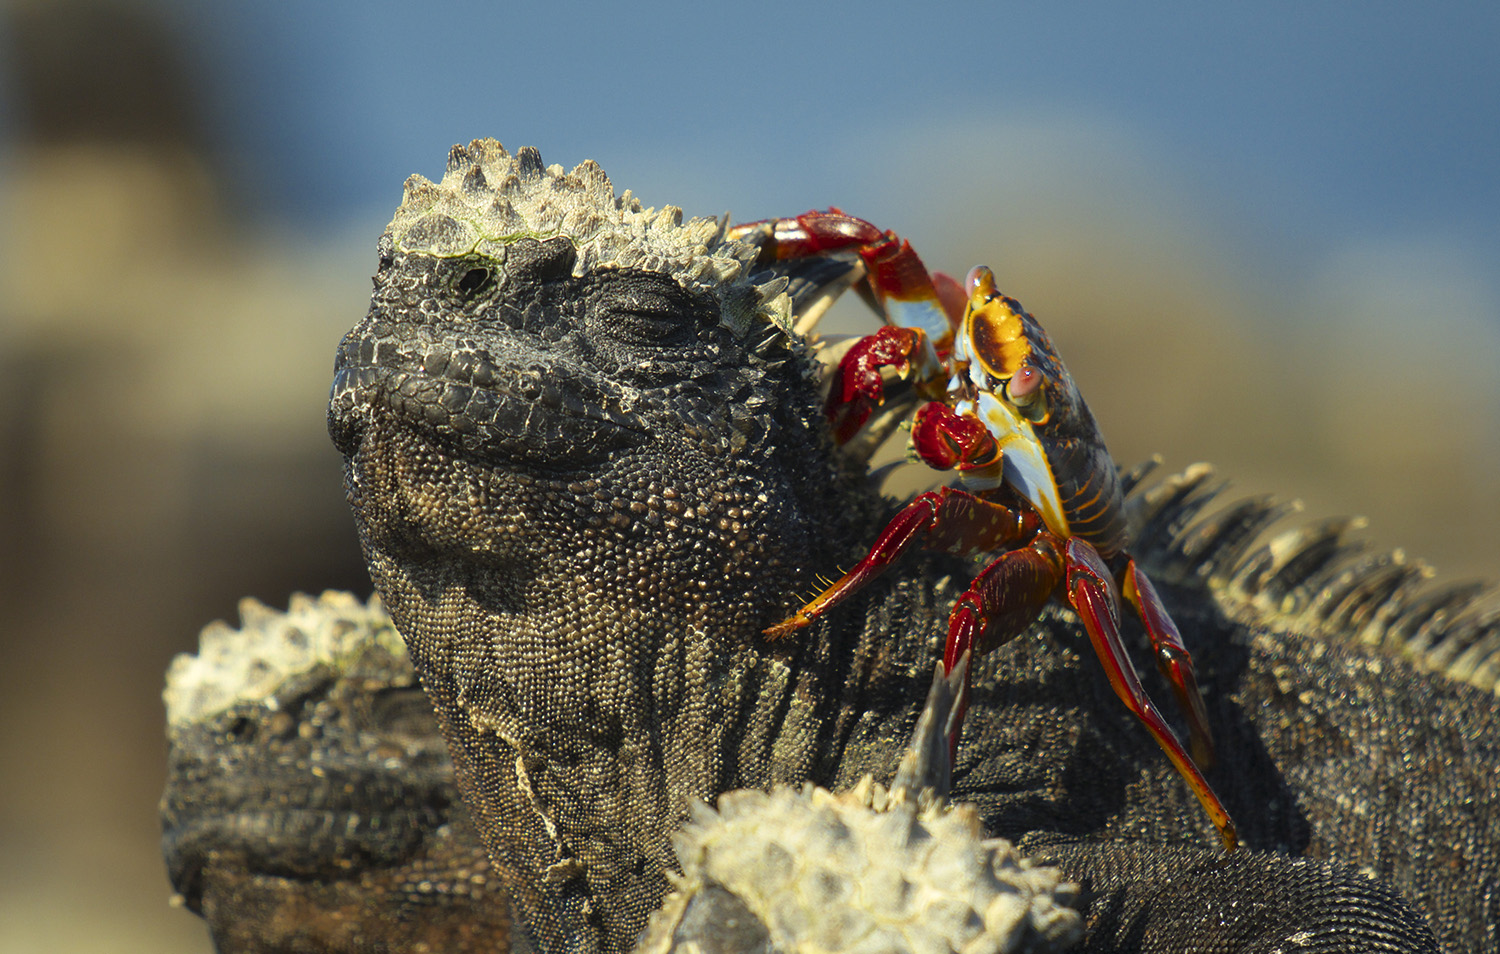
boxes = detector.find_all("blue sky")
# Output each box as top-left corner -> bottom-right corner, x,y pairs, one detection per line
160,1 -> 1497,275
6,0 -> 1495,564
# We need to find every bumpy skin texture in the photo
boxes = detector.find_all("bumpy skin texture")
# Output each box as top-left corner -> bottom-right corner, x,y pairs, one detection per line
161,592 -> 511,953
328,140 -> 1497,954
328,141 -> 899,952
164,595 -> 1086,954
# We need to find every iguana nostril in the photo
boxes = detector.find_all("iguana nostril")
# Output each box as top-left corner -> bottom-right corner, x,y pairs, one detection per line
456,266 -> 493,297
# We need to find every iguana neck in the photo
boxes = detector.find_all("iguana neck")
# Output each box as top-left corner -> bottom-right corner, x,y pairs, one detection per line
342,393 -> 893,951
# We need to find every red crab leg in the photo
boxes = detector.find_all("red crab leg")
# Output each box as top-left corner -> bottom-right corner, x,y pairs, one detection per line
1119,560 -> 1216,769
940,536 -> 1066,771
729,209 -> 960,352
1064,537 -> 1239,851
943,538 -> 1063,671
763,486 -> 1040,640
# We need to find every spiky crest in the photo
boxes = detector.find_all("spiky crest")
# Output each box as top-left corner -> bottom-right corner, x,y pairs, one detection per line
386,139 -> 796,337
163,591 -> 404,727
1122,460 -> 1500,694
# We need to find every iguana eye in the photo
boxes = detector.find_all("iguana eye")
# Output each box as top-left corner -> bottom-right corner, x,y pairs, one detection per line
455,266 -> 495,299
605,307 -> 690,348
596,273 -> 696,346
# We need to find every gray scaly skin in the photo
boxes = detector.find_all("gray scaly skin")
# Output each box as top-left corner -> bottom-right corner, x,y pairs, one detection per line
327,140 -> 1498,953
161,592 -> 512,953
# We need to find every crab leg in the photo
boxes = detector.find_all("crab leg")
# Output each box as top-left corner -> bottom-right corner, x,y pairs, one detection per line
937,536 -> 1066,770
936,535 -> 1238,852
763,487 -> 1040,640
1064,538 -> 1239,851
728,209 -> 961,353
1120,561 -> 1216,769
943,537 -> 1064,675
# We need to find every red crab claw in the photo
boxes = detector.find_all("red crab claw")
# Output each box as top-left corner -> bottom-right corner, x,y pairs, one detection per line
826,326 -> 945,444
910,401 -> 1001,472
728,209 -> 960,353
763,486 -> 1040,640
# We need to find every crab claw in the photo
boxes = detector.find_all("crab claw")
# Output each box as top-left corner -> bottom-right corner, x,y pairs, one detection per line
728,210 -> 957,353
910,402 -> 999,472
826,326 -> 936,444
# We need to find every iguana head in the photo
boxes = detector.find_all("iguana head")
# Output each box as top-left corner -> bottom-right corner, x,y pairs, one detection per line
161,594 -> 508,952
327,140 -> 874,623
327,141 -> 861,563
330,140 -> 808,469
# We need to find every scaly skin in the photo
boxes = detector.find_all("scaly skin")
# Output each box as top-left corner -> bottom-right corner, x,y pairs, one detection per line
161,593 -> 511,954
325,140 -> 1497,953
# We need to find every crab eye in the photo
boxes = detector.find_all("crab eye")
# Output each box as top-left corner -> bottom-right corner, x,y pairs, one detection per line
1006,364 -> 1049,422
1007,364 -> 1041,401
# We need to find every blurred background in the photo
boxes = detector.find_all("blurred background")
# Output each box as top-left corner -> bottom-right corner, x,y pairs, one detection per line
0,1 -> 1495,950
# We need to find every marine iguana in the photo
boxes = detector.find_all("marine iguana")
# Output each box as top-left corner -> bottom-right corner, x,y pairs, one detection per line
316,140 -> 1497,953
160,592 -> 514,953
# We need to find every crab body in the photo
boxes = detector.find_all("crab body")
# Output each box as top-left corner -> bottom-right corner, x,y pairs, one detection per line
732,210 -> 1238,851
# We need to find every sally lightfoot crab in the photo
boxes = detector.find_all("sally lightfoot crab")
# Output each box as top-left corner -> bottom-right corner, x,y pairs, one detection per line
731,210 -> 1239,852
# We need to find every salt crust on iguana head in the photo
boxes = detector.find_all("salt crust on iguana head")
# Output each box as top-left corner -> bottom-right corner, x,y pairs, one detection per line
388,138 -> 796,337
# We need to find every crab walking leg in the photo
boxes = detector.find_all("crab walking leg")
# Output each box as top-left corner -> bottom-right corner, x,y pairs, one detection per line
940,538 -> 1068,763
727,209 -> 960,353
1120,561 -> 1216,769
942,539 -> 1064,673
1064,538 -> 1240,852
763,487 -> 1040,640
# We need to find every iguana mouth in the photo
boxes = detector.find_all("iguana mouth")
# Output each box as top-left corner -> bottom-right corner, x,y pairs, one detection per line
165,800 -> 443,886
329,353 -> 650,467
